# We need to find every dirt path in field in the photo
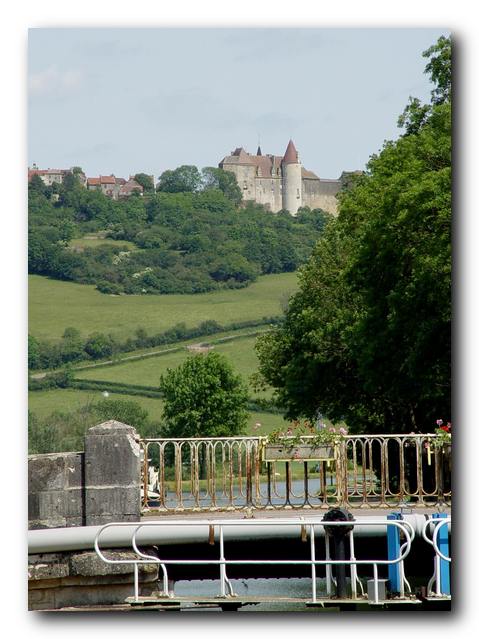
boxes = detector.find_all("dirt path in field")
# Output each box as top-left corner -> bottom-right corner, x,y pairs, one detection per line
29,329 -> 266,380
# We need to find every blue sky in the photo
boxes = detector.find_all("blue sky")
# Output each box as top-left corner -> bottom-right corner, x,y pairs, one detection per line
28,28 -> 448,180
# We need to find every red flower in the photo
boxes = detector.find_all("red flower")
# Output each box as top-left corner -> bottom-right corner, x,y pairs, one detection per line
440,424 -> 451,433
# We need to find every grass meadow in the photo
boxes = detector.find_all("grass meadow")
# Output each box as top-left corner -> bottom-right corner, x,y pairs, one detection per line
29,271 -> 298,342
28,388 -> 288,436
74,335 -> 269,395
29,271 -> 298,441
68,237 -> 137,250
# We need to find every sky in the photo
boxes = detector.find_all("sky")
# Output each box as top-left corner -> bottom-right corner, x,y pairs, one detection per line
28,27 -> 449,181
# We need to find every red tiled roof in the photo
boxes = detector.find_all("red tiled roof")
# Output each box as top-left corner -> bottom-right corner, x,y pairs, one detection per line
282,139 -> 299,164
100,175 -> 116,185
87,177 -> 101,186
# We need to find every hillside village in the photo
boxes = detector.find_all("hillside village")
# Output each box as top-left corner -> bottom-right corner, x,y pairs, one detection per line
28,165 -> 147,200
28,138 -> 355,215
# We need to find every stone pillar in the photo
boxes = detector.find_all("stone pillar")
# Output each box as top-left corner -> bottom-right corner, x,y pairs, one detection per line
84,421 -> 141,525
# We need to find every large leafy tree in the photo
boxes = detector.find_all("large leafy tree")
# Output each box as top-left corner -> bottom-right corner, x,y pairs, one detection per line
157,165 -> 202,193
160,352 -> 248,439
256,35 -> 451,433
134,173 -> 155,192
202,167 -> 242,206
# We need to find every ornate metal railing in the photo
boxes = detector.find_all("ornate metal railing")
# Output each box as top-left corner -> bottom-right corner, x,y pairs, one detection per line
139,434 -> 451,513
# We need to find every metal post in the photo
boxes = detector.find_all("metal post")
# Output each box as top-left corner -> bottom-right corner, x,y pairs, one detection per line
349,529 -> 358,600
310,524 -> 317,603
373,563 -> 379,604
325,535 -> 333,596
285,461 -> 292,507
322,508 -> 355,599
303,461 -> 310,507
219,525 -> 226,597
134,563 -> 139,602
387,512 -> 402,594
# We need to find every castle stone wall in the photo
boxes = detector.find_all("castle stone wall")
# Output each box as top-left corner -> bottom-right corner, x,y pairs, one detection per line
302,178 -> 341,215
256,176 -> 282,211
219,144 -> 345,215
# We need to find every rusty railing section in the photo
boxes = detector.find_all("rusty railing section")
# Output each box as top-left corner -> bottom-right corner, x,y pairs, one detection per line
139,434 -> 451,513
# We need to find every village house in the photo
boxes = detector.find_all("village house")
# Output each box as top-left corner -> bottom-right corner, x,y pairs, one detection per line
86,175 -> 144,200
28,165 -> 87,187
29,165 -> 145,200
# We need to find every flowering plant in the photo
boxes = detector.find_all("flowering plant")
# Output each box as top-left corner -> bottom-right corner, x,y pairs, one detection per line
433,419 -> 451,450
266,420 -> 347,451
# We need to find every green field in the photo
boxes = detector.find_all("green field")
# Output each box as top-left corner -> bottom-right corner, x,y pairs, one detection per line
28,388 -> 288,436
29,272 -> 297,342
69,237 -> 137,250
28,388 -> 165,421
75,335 -> 267,393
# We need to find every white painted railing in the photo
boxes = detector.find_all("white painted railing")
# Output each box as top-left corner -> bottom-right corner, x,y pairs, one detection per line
94,518 -> 414,605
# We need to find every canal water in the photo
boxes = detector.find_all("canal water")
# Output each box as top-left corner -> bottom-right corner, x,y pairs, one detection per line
174,577 -> 349,612
152,477 -> 339,509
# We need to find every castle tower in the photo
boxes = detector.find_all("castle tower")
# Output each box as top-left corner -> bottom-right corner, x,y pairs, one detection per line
281,139 -> 302,215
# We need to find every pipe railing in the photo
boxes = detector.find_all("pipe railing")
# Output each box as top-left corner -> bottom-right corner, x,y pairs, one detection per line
422,517 -> 452,597
94,518 -> 414,604
139,434 -> 451,513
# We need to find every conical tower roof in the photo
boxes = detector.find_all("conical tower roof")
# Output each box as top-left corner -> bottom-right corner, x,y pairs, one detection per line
256,145 -> 262,156
282,139 -> 299,164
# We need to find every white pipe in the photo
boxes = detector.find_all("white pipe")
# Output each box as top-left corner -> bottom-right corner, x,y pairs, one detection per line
28,514 -> 439,555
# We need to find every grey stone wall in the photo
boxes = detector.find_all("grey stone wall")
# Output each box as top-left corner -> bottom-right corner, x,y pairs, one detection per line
28,420 -> 141,530
28,452 -> 84,529
28,550 -> 159,610
302,177 -> 341,215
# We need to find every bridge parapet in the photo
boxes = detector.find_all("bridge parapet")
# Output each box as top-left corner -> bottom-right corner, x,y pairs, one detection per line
28,420 -> 142,530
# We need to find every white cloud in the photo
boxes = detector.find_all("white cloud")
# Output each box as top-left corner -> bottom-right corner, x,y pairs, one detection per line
28,65 -> 83,96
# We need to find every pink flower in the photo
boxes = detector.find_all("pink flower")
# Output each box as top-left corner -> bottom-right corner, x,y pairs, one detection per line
339,427 -> 347,436
436,419 -> 443,426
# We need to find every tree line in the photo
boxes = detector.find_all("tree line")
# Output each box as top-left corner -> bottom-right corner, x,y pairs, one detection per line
28,315 -> 280,371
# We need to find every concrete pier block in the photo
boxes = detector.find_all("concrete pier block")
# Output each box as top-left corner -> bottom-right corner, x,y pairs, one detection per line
84,420 -> 141,525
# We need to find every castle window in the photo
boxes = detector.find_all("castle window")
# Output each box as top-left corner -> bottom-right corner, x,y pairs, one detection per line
297,189 -> 300,198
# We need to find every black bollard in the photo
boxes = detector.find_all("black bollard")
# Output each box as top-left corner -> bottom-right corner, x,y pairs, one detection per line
322,507 -> 355,599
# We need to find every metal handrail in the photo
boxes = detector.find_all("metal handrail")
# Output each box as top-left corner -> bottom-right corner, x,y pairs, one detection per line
94,518 -> 413,604
421,517 -> 452,597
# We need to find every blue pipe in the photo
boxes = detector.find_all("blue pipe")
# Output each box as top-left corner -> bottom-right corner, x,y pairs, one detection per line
432,513 -> 450,595
387,513 -> 402,593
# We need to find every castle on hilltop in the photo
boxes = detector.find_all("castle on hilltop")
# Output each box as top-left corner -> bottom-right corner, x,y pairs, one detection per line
219,139 -> 350,216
